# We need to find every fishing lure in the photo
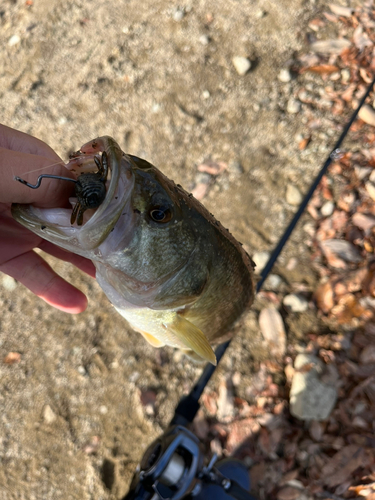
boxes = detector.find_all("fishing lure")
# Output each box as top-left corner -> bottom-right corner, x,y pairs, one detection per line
15,151 -> 109,225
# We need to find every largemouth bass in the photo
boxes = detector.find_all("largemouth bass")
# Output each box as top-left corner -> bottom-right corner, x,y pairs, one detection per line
12,137 -> 254,365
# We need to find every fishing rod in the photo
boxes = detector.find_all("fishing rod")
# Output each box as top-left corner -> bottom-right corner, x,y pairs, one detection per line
171,73 -> 375,427
124,74 -> 375,500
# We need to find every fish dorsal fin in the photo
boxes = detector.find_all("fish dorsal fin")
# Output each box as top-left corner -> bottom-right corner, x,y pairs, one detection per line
167,315 -> 217,365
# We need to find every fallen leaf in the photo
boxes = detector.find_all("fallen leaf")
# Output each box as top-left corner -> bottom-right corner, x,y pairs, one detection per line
328,4 -> 354,17
298,136 -> 311,150
310,38 -> 351,55
323,445 -> 368,488
302,64 -> 339,74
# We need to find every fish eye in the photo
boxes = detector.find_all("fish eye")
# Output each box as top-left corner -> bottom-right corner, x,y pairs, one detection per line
149,206 -> 173,223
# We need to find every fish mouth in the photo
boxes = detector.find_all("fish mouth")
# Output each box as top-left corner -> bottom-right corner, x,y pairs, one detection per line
12,137 -> 135,254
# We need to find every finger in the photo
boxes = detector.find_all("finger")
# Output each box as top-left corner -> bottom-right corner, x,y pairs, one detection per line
0,147 -> 75,207
0,124 -> 61,162
39,240 -> 96,278
0,251 -> 88,314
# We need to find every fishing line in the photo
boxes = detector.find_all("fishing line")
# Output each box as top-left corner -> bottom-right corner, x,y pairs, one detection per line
171,72 -> 375,426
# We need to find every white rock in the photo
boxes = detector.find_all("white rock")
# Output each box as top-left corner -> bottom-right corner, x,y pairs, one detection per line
8,35 -> 20,47
199,35 -> 209,46
232,56 -> 251,76
341,69 -> 351,83
252,250 -> 270,271
278,69 -> 291,83
286,98 -> 301,114
369,169 -> 375,183
290,354 -> 337,421
320,201 -> 334,217
358,104 -> 375,126
42,405 -> 57,424
283,294 -> 309,313
1,275 -> 17,291
173,9 -> 185,21
259,307 -> 286,357
266,274 -> 282,289
286,184 -> 303,205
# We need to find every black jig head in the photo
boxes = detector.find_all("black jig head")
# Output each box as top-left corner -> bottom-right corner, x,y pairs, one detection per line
15,152 -> 109,226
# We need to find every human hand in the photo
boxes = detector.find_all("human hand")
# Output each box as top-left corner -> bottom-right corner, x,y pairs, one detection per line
0,124 -> 96,313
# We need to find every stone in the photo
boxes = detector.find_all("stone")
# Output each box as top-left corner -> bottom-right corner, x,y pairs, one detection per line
1,275 -> 17,291
283,294 -> 309,313
286,98 -> 301,114
290,354 -> 337,421
8,35 -> 20,47
252,251 -> 270,272
286,184 -> 303,205
42,405 -> 57,424
259,307 -> 286,357
232,56 -> 251,76
320,201 -> 334,217
278,69 -> 291,83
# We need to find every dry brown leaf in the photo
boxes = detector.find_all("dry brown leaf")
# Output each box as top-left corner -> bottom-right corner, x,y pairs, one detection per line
298,136 -> 311,150
323,445 -> 368,488
328,4 -> 354,17
302,64 -> 340,74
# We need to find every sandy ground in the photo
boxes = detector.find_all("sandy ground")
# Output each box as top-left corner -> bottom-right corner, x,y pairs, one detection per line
0,1 -> 334,498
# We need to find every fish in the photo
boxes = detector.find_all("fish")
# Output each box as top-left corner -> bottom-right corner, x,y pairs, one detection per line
12,136 -> 254,365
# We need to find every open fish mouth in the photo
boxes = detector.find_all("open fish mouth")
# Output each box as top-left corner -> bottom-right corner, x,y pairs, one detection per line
12,137 -> 135,254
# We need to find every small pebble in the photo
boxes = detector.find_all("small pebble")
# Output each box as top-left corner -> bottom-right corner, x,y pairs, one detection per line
358,104 -> 375,126
1,275 -> 17,291
341,69 -> 350,83
286,98 -> 301,114
173,8 -> 185,21
43,405 -> 57,424
232,56 -> 251,76
199,34 -> 209,46
255,10 -> 266,19
278,69 -> 291,83
286,184 -> 303,206
266,274 -> 282,289
252,250 -> 270,271
8,35 -> 21,47
99,405 -> 108,414
369,169 -> 375,183
320,201 -> 334,217
283,294 -> 309,313
202,90 -> 210,99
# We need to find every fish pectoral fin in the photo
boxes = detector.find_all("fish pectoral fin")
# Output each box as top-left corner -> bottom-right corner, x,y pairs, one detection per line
137,329 -> 165,347
167,315 -> 217,366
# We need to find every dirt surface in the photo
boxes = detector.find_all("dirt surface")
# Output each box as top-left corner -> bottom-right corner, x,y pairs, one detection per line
0,1 -> 354,499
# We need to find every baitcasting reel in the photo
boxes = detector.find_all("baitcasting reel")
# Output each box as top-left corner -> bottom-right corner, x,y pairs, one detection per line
122,425 -> 256,500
